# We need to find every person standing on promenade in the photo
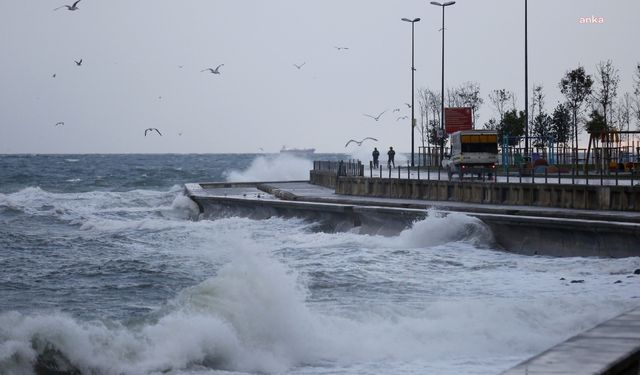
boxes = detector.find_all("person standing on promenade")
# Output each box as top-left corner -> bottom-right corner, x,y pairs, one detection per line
387,146 -> 396,168
372,147 -> 380,168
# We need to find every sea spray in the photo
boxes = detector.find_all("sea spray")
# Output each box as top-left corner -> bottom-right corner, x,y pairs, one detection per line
224,154 -> 313,182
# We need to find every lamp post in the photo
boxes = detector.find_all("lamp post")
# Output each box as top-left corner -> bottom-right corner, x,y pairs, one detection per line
524,0 -> 529,162
430,1 -> 455,164
402,17 -> 421,167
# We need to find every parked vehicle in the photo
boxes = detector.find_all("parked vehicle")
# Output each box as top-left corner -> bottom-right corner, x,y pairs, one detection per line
442,130 -> 499,180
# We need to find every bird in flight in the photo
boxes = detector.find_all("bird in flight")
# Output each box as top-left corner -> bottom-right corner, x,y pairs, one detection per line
397,116 -> 409,121
393,108 -> 401,113
293,62 -> 306,70
54,0 -> 81,11
144,128 -> 162,136
345,137 -> 378,147
363,110 -> 387,121
405,103 -> 412,108
52,73 -> 57,78
55,121 -> 64,126
201,64 -> 224,74
74,59 -> 83,66
334,46 -> 349,50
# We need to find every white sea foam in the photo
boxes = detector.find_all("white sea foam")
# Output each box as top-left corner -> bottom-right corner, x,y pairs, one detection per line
396,211 -> 494,248
1,237 -> 637,375
224,154 -> 313,182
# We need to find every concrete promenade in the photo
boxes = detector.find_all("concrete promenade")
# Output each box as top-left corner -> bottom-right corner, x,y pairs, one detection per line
502,307 -> 640,375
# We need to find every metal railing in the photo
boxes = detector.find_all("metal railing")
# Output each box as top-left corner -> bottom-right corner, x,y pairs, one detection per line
313,160 -> 364,177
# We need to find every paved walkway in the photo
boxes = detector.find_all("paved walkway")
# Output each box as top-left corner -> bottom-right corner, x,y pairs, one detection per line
502,307 -> 640,374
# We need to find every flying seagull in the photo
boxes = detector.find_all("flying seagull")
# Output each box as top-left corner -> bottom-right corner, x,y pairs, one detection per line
405,103 -> 411,108
54,0 -> 81,11
144,128 -> 162,136
52,73 -> 56,78
74,59 -> 83,66
363,110 -> 387,121
293,62 -> 306,70
201,64 -> 224,74
345,137 -> 378,147
334,46 -> 349,50
392,108 -> 400,113
397,116 -> 409,121
55,121 -> 64,126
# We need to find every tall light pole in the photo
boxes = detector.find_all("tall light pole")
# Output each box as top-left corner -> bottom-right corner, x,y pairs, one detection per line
524,0 -> 529,161
402,17 -> 421,167
430,1 -> 455,163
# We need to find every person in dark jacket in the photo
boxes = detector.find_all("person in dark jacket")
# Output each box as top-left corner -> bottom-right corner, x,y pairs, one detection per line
372,147 -> 380,168
387,146 -> 395,168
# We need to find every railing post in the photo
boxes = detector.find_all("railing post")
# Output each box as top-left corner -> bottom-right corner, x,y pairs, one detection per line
615,166 -> 619,186
407,161 -> 410,180
370,161 -> 373,178
545,166 -> 548,184
398,165 -> 401,179
417,164 -> 420,180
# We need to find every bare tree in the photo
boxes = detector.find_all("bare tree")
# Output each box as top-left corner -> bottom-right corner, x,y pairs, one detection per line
559,66 -> 593,161
457,81 -> 483,127
617,93 -> 632,133
633,63 -> 640,129
488,89 -> 515,123
592,59 -> 620,128
417,88 -> 441,147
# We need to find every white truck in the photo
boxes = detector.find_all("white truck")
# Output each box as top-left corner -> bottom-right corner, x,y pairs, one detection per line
442,130 -> 499,180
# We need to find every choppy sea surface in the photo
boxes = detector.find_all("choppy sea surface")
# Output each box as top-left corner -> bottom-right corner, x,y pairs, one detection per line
1,153 -> 639,375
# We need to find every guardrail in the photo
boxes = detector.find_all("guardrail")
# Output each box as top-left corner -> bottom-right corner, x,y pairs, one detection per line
313,160 -> 364,177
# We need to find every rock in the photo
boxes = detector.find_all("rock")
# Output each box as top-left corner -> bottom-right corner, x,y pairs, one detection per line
634,269 -> 640,275
614,280 -> 622,284
570,280 -> 584,284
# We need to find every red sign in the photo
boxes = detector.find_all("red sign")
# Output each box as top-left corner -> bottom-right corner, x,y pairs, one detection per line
445,107 -> 473,134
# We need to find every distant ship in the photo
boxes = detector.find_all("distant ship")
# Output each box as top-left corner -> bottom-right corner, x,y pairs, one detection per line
280,146 -> 315,156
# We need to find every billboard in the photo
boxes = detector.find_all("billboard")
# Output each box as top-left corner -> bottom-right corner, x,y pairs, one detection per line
445,107 -> 473,134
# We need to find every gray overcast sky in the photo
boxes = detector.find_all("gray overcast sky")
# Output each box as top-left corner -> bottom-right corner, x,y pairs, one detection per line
1,0 -> 638,154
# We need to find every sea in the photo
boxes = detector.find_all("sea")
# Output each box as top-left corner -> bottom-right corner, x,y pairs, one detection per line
1,153 -> 639,375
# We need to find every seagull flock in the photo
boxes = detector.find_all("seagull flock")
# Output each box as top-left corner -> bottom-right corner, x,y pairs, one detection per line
48,2 -> 411,149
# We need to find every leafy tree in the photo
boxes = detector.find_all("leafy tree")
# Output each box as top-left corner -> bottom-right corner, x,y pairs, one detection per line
592,60 -> 620,127
529,85 -> 553,147
551,103 -> 571,145
585,109 -> 607,135
559,66 -> 593,157
531,113 -> 553,148
497,109 -> 525,146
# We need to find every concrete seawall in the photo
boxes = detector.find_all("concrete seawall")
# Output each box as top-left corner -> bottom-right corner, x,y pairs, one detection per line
185,182 -> 640,258
310,171 -> 640,212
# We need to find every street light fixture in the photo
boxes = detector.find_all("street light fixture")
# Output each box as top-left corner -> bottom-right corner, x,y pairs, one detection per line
430,1 -> 455,164
401,17 -> 421,167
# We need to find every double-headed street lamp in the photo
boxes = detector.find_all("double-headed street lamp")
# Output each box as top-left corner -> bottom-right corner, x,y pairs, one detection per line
401,17 -> 421,167
430,1 -> 455,163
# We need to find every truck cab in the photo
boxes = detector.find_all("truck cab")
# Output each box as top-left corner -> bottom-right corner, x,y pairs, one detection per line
442,130 -> 499,180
